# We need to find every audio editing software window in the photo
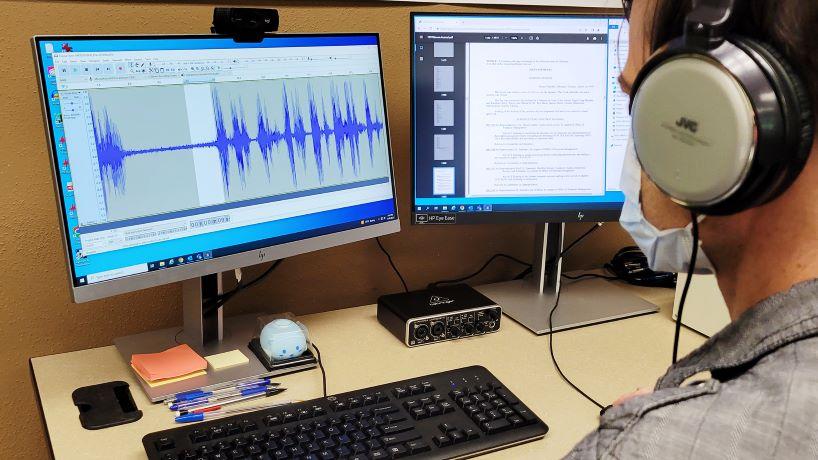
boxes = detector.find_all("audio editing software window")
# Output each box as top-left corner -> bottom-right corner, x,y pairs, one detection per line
412,16 -> 630,213
38,36 -> 397,285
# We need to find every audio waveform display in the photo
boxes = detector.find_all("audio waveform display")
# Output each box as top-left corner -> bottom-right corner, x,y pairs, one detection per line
91,79 -> 386,199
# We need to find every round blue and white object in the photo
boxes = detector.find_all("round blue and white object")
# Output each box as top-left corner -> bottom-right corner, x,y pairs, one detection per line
260,319 -> 308,361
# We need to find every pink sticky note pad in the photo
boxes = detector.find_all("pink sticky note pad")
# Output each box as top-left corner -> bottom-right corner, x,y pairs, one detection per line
130,344 -> 208,381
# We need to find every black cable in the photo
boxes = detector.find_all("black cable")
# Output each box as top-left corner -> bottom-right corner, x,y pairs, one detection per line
673,212 -> 699,364
376,237 -> 409,293
312,342 -> 327,397
203,259 -> 285,315
547,222 -> 607,411
561,273 -> 619,281
548,285 -> 606,411
428,253 -> 532,289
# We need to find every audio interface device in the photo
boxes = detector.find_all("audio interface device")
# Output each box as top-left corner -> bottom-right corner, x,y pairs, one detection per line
377,284 -> 502,347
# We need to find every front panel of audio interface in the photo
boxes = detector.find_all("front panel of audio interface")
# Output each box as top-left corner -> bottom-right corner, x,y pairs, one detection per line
406,306 -> 501,346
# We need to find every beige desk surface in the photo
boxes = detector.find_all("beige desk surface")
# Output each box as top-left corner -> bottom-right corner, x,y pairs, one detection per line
31,282 -> 704,460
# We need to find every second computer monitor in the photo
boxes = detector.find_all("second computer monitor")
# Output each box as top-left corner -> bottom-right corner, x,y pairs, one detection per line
411,13 -> 630,224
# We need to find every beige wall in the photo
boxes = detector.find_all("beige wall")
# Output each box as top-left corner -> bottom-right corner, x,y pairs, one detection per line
1,1 -> 631,457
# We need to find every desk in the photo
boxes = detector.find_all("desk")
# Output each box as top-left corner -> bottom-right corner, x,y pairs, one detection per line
31,282 -> 705,460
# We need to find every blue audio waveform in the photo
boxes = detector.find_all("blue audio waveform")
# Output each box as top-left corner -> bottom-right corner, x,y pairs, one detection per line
92,80 -> 386,196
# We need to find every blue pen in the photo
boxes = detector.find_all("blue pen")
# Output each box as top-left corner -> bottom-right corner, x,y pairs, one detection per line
175,399 -> 295,423
170,377 -> 274,403
176,389 -> 287,416
169,383 -> 276,408
170,386 -> 276,411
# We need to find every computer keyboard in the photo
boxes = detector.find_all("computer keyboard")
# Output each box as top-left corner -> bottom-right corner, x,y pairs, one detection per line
143,366 -> 548,459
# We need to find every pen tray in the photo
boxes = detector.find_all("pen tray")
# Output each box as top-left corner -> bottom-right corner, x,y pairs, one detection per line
72,381 -> 143,430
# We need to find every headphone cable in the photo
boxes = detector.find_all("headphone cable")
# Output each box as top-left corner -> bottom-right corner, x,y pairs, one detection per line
672,212 -> 699,364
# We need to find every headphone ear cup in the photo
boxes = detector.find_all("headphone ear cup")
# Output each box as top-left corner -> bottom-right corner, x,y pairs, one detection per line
729,37 -> 814,205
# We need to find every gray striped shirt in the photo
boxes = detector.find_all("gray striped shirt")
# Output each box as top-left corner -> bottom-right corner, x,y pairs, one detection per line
566,278 -> 818,459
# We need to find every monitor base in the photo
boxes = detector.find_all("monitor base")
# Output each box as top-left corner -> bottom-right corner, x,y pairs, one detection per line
476,277 -> 659,335
114,312 -> 318,403
475,222 -> 659,335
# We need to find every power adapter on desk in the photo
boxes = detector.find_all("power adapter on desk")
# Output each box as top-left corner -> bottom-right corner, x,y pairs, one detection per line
377,284 -> 502,347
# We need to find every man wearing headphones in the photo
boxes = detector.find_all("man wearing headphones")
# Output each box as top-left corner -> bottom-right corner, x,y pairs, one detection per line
567,0 -> 818,458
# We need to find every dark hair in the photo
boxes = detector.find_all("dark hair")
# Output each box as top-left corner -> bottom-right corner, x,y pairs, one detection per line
650,1 -> 818,106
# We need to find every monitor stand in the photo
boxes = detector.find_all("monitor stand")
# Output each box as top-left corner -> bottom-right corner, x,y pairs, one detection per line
114,273 -> 317,403
475,223 -> 659,335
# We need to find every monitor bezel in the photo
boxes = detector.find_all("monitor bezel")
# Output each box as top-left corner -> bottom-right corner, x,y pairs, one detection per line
33,33 -> 400,303
409,12 -> 626,225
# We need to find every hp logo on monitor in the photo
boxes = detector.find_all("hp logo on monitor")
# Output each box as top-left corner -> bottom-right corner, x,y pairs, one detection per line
258,251 -> 267,260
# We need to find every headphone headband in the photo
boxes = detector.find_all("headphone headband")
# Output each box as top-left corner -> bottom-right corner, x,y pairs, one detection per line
684,0 -> 737,49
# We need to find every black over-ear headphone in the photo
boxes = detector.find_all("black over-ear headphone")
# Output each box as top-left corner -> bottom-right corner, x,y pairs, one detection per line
629,0 -> 814,216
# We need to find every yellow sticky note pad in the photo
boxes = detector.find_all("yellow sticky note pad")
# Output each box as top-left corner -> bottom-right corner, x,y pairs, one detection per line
205,350 -> 250,370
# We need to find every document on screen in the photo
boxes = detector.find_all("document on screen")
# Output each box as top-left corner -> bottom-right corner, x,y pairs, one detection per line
465,42 -> 607,197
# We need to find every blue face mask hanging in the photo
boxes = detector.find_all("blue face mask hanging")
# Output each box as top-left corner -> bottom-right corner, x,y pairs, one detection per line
619,137 -> 715,275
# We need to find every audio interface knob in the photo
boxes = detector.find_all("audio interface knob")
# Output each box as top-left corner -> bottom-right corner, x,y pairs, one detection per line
463,323 -> 474,335
488,309 -> 500,321
476,322 -> 486,333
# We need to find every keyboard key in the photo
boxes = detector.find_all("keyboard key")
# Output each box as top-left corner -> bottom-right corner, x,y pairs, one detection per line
366,438 -> 383,450
449,389 -> 466,400
387,444 -> 408,458
336,445 -> 352,457
210,426 -> 227,439
350,442 -> 368,453
463,427 -> 480,440
487,410 -> 503,420
351,455 -> 368,460
392,387 -> 408,398
153,437 -> 174,451
228,448 -> 247,459
482,418 -> 512,434
370,449 -> 388,459
426,404 -> 442,417
337,434 -> 352,445
499,406 -> 515,417
410,408 -> 427,420
433,435 -> 451,447
264,415 -> 282,426
362,394 -> 375,406
190,430 -> 210,443
381,421 -> 413,435
513,404 -> 539,425
449,430 -> 466,444
318,449 -> 335,460
298,408 -> 312,419
373,391 -> 389,403
381,431 -> 421,447
407,440 -> 431,455
421,382 -> 435,393
407,384 -> 422,395
271,450 -> 288,460
225,422 -> 242,435
439,401 -> 455,414
372,405 -> 399,416
508,414 -> 524,427
495,388 -> 519,405
473,413 -> 489,425
438,422 -> 457,433
347,397 -> 362,408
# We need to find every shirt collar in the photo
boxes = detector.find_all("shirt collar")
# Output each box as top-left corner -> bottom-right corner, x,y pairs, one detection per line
657,278 -> 818,388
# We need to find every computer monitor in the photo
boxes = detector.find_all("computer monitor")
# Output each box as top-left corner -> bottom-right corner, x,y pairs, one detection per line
410,13 -> 657,334
34,33 -> 399,399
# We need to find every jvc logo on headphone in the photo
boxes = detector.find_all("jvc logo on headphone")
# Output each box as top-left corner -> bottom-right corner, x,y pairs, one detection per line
676,117 -> 699,133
